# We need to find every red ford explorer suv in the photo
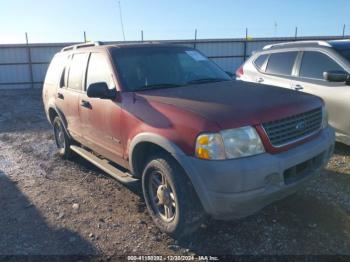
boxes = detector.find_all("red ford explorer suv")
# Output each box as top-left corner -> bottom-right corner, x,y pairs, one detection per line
43,42 -> 335,237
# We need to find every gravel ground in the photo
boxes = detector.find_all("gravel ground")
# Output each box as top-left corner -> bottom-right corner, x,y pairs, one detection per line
0,89 -> 350,258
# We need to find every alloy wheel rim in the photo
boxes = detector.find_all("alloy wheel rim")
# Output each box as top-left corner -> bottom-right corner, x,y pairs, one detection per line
148,170 -> 176,222
54,122 -> 65,149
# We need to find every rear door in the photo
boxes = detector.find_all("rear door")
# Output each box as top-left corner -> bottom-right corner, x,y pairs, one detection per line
292,51 -> 350,135
260,51 -> 298,89
55,52 -> 89,140
79,52 -> 124,163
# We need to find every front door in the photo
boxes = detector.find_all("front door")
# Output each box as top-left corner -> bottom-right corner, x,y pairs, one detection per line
292,51 -> 350,137
79,52 -> 124,164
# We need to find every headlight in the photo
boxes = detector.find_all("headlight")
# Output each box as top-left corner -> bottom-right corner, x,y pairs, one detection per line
321,106 -> 328,129
195,126 -> 265,160
221,126 -> 265,159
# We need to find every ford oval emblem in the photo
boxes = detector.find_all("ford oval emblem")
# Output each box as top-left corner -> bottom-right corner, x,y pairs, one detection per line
295,121 -> 306,131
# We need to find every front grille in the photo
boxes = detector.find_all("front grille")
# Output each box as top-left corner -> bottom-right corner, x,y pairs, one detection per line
262,107 -> 322,147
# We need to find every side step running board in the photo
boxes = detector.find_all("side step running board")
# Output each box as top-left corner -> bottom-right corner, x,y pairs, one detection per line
70,145 -> 138,184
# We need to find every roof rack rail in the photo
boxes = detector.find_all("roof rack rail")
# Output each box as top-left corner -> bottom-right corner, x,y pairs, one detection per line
263,40 -> 331,50
61,41 -> 103,52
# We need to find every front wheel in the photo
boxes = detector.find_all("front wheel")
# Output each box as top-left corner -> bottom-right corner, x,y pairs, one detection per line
53,116 -> 74,159
142,153 -> 205,238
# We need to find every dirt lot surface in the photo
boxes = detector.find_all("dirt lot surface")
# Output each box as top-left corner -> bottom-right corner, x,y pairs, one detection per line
1,90 -> 350,258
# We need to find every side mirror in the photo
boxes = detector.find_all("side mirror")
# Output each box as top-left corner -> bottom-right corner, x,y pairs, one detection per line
323,70 -> 349,83
87,82 -> 116,99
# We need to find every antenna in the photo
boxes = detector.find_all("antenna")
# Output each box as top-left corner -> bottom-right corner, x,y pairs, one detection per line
118,1 -> 126,41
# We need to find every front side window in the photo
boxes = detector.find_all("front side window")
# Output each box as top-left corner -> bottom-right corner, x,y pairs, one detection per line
265,52 -> 298,76
67,53 -> 89,90
86,53 -> 114,90
112,47 -> 231,91
299,51 -> 343,80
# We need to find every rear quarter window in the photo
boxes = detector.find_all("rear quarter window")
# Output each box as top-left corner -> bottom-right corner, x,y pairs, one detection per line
253,54 -> 268,70
265,52 -> 298,76
44,54 -> 67,85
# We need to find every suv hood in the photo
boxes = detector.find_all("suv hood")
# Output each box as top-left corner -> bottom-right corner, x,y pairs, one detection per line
136,80 -> 323,130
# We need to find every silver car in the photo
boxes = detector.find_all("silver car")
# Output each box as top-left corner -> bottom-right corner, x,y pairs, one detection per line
238,40 -> 350,145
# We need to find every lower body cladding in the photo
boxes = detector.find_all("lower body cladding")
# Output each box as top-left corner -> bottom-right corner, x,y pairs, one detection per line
177,127 -> 335,220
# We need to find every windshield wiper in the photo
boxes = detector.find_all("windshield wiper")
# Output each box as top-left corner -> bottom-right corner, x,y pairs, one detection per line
136,83 -> 184,90
187,78 -> 229,85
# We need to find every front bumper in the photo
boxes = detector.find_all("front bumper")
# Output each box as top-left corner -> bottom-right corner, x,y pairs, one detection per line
177,127 -> 335,220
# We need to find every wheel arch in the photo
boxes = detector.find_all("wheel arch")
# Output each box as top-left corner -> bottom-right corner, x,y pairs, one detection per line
130,133 -> 210,223
129,133 -> 186,178
47,106 -> 71,139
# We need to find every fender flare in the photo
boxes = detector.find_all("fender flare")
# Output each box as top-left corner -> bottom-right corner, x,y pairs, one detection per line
128,133 -> 211,211
128,132 -> 186,175
48,105 -> 72,139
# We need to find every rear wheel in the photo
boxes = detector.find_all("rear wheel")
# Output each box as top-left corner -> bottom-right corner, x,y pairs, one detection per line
53,117 -> 74,159
142,152 -> 205,238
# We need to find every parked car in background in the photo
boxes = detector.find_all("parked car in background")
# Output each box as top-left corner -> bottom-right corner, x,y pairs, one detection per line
237,40 -> 350,146
43,42 -> 334,237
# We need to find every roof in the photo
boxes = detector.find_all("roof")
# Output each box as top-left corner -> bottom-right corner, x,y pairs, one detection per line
262,40 -> 332,50
61,41 -> 183,52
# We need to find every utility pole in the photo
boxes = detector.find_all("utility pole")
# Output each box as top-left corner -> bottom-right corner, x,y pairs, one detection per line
294,27 -> 298,39
84,31 -> 87,42
118,1 -> 126,41
343,24 -> 346,38
141,30 -> 144,42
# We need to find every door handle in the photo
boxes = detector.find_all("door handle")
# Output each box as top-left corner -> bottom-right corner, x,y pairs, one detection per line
57,93 -> 64,100
81,100 -> 92,109
293,84 -> 304,91
257,77 -> 264,83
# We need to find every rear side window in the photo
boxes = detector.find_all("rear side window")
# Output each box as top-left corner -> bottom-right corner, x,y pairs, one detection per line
266,52 -> 298,76
299,51 -> 343,80
254,54 -> 268,70
86,53 -> 114,90
68,53 -> 89,90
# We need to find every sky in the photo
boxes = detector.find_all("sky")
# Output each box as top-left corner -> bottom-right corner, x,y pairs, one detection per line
0,0 -> 349,44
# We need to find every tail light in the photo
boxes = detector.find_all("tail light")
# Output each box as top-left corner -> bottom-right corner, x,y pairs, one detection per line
235,65 -> 244,78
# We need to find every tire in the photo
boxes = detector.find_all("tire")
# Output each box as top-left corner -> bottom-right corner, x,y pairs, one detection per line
142,152 -> 205,238
53,116 -> 74,159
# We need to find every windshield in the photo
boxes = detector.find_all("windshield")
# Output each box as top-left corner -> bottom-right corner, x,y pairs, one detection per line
112,46 -> 231,91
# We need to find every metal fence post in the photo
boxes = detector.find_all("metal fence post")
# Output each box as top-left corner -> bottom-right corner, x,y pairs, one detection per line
294,27 -> 298,40
141,30 -> 144,42
343,24 -> 346,38
25,32 -> 34,89
84,31 -> 87,42
194,29 -> 197,49
243,28 -> 248,61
